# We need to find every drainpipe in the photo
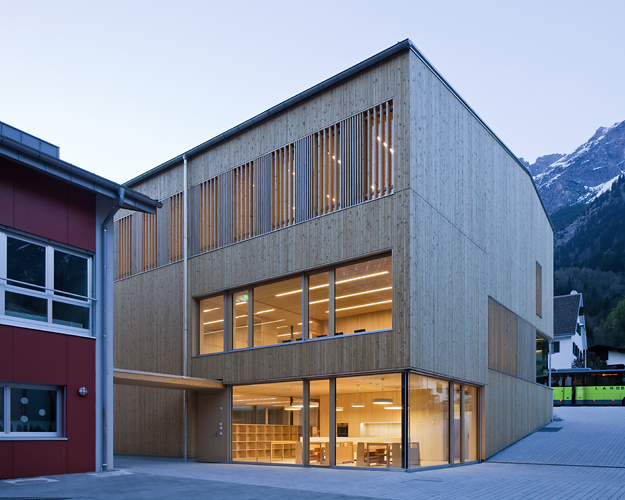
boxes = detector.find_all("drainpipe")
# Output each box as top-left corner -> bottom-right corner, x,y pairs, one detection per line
101,187 -> 125,471
182,155 -> 188,462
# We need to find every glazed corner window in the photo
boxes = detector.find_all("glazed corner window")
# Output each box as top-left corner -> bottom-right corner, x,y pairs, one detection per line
334,255 -> 392,335
199,295 -> 225,354
1,385 -> 62,437
1,234 -> 91,333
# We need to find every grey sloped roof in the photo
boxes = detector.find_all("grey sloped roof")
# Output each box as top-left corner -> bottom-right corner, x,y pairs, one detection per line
0,121 -> 161,214
554,294 -> 582,337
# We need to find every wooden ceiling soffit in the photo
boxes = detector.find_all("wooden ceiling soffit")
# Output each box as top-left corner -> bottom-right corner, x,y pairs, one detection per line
113,368 -> 224,391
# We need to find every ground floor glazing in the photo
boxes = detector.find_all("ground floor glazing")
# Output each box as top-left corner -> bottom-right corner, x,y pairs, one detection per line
231,371 -> 480,469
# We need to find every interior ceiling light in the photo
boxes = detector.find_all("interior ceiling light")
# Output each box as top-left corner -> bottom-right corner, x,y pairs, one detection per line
336,406 -> 343,411
330,300 -> 393,313
202,307 -> 219,313
351,402 -> 365,408
203,319 -> 224,325
372,398 -> 393,405
276,272 -> 389,297
384,406 -> 403,410
255,309 -> 275,315
284,406 -> 300,411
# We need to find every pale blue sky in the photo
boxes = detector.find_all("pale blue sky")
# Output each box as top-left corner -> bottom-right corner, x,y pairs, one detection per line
1,0 -> 623,183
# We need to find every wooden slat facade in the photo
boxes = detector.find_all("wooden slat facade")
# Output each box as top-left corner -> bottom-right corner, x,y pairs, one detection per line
113,47 -> 553,462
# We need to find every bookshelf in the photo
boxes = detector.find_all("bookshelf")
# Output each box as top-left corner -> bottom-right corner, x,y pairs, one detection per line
232,423 -> 301,462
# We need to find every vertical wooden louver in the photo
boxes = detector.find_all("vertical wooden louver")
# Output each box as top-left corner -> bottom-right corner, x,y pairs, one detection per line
199,178 -> 219,252
117,99 -> 396,279
314,124 -> 341,216
254,154 -> 272,236
170,192 -> 184,262
142,213 -> 157,271
117,215 -> 132,279
271,144 -> 296,229
340,114 -> 363,209
363,100 -> 393,201
233,162 -> 254,242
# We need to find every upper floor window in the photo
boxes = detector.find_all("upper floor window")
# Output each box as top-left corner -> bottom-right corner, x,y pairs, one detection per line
0,231 -> 92,335
197,254 -> 392,355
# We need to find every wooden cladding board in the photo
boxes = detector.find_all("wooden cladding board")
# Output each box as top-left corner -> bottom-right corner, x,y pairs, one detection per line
113,262 -> 183,374
408,49 -> 553,341
191,329 -> 406,383
485,370 -> 552,458
114,384 -> 184,457
487,298 -> 536,383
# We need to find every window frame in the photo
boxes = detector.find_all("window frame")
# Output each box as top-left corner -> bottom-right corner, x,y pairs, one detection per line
0,230 -> 94,337
1,382 -> 64,439
194,252 -> 393,356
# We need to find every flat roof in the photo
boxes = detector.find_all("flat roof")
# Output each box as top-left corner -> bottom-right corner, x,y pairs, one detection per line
0,120 -> 161,214
123,38 -> 551,228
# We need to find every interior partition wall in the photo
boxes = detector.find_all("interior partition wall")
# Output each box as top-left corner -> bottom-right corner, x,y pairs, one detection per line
229,372 -> 480,469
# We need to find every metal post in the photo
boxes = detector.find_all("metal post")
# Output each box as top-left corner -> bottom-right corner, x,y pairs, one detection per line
329,378 -> 336,465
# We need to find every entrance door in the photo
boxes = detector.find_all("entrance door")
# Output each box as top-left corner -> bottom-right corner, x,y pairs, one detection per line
197,390 -> 228,462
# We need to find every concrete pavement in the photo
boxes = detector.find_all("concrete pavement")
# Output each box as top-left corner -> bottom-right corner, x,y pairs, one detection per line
2,407 -> 625,500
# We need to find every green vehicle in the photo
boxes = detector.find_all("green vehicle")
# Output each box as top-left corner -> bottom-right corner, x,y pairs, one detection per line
537,369 -> 625,406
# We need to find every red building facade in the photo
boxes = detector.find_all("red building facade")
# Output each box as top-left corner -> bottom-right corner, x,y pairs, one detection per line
0,122 -> 159,479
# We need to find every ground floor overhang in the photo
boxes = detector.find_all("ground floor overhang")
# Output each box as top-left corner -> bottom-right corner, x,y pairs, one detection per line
113,368 -> 224,391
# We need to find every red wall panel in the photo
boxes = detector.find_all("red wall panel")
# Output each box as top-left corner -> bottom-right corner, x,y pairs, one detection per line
0,158 -> 14,227
66,336 -> 96,473
13,441 -> 67,478
13,167 -> 69,244
0,441 -> 13,479
12,328 -> 67,385
67,185 -> 95,253
0,324 -> 12,381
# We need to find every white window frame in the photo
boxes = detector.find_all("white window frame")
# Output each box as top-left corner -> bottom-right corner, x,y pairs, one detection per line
1,382 -> 64,439
0,230 -> 94,337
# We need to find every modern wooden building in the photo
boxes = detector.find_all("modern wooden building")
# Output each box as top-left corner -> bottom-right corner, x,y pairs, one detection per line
0,121 -> 159,479
113,39 -> 553,469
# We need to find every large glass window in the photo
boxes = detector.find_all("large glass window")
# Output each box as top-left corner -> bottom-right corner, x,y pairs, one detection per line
309,272 -> 329,339
335,374 -> 402,468
233,291 -> 250,349
309,379 -> 330,466
409,374 -> 449,468
463,386 -> 478,462
232,382 -> 303,463
1,233 -> 92,334
1,384 -> 62,438
253,277 -> 302,347
334,256 -> 392,335
220,254 -> 392,352
199,295 -> 224,354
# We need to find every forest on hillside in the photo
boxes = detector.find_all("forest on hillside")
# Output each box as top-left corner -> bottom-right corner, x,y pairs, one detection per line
553,175 -> 625,347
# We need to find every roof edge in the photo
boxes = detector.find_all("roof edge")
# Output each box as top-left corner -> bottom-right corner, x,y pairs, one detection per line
124,39 -> 413,188
0,134 -> 162,213
124,38 -> 552,230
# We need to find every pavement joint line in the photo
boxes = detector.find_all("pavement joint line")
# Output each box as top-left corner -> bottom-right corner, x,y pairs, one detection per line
487,461 -> 625,470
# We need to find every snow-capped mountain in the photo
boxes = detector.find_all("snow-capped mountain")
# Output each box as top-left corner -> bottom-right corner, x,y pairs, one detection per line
524,120 -> 625,214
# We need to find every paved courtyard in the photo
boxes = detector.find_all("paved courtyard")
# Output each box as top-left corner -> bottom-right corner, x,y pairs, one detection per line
2,407 -> 625,500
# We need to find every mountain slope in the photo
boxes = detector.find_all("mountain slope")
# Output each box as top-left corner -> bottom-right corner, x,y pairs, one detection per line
530,121 -> 625,214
